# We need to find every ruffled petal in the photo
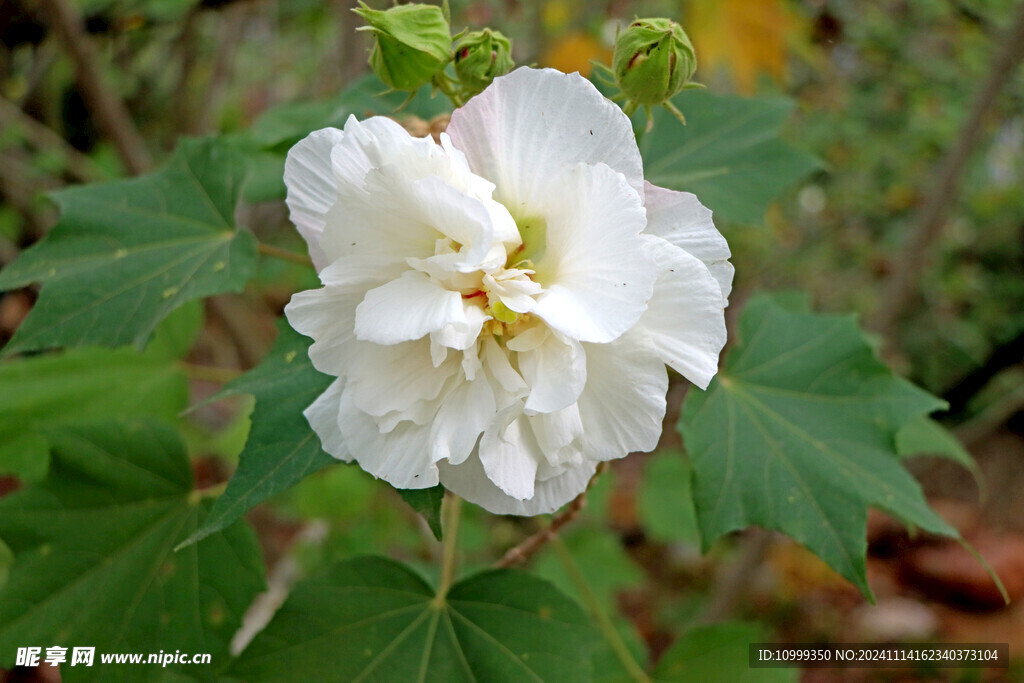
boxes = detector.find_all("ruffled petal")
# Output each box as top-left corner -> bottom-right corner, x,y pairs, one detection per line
478,414 -> 541,500
643,182 -> 734,303
346,338 -> 460,417
330,115 -> 439,190
529,163 -> 654,343
637,235 -> 727,389
482,336 -> 528,397
528,403 -> 584,467
317,165 -> 439,288
429,373 -> 496,465
511,328 -> 586,415
448,68 -> 645,208
337,384 -> 439,488
431,302 -> 490,352
284,285 -> 362,376
404,175 -> 504,271
303,378 -> 349,460
316,117 -> 502,284
578,329 -> 668,461
355,270 -> 466,345
439,450 -> 596,515
283,127 -> 345,270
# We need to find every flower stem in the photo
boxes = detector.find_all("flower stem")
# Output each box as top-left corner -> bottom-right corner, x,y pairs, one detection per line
257,241 -> 313,266
495,462 -> 607,568
551,535 -> 649,683
433,72 -> 464,108
434,492 -> 462,605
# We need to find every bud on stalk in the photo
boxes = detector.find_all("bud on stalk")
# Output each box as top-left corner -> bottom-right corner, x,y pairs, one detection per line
353,2 -> 452,92
612,17 -> 699,124
453,29 -> 515,96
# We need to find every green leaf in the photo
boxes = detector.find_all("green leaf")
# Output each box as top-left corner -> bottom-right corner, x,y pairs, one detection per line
399,485 -> 445,541
179,319 -> 334,549
651,622 -> 794,682
679,294 -> 958,597
0,345 -> 187,481
896,416 -> 978,471
0,139 -> 257,354
229,555 -> 596,682
142,299 -> 204,361
0,419 -> 265,682
637,452 -> 701,545
639,91 -> 821,225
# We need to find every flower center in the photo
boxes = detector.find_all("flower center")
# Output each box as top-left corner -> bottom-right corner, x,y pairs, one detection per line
508,216 -> 547,271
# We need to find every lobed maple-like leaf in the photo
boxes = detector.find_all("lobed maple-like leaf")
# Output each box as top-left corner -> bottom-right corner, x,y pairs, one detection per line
680,295 -> 957,597
0,139 -> 256,355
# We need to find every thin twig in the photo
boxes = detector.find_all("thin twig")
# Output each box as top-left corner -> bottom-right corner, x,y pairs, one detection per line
178,362 -> 242,384
338,0 -> 370,87
257,241 -> 314,266
206,295 -> 266,369
0,152 -> 59,238
194,3 -> 248,134
172,5 -> 203,135
15,42 -> 57,109
229,521 -> 329,656
871,0 -> 1024,337
37,0 -> 152,174
955,373 -> 1024,447
494,462 -> 608,569
0,94 -> 106,183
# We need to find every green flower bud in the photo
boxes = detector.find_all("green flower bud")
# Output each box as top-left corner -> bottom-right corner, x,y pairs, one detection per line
353,2 -> 452,92
612,18 -> 698,122
453,29 -> 515,96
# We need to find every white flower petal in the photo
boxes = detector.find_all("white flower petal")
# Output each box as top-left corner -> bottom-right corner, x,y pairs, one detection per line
516,331 -> 586,415
337,384 -> 439,488
317,119 -> 500,284
643,182 -> 734,303
347,338 -> 459,417
478,414 -> 542,500
578,329 -> 668,461
439,451 -> 596,516
331,115 -> 438,189
283,127 -> 345,270
429,374 -> 496,465
317,167 -> 439,288
405,175 -> 502,270
638,236 -> 727,389
355,271 -> 466,345
529,163 -> 654,343
377,395 -> 439,432
528,403 -> 584,467
482,336 -> 528,396
448,68 -> 645,208
432,302 -> 490,351
284,286 -> 362,376
304,378 -> 349,460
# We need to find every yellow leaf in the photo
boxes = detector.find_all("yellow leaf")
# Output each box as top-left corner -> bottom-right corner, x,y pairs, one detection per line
540,32 -> 611,78
686,0 -> 797,94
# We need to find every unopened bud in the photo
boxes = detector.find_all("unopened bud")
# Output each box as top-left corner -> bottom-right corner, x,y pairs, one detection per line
612,18 -> 697,120
453,29 -> 515,95
353,2 -> 452,92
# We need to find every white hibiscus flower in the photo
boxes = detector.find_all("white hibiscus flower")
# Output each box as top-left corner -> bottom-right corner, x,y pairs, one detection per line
284,67 -> 732,515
